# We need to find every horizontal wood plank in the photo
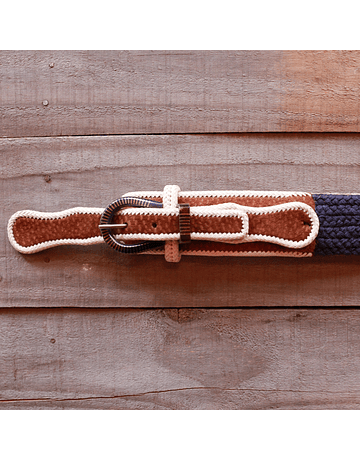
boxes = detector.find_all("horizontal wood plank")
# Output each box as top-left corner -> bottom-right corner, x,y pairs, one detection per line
1,51 -> 360,137
1,308 -> 360,409
2,133 -> 360,307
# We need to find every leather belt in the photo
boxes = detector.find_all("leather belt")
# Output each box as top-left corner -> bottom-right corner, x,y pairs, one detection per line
7,185 -> 358,262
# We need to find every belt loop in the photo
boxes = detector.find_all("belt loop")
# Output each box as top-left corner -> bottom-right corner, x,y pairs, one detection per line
179,203 -> 191,243
163,185 -> 181,262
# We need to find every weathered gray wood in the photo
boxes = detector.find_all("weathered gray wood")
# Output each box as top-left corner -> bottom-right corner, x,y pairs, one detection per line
2,133 -> 360,307
1,308 -> 360,409
2,50 -> 359,414
1,51 -> 360,137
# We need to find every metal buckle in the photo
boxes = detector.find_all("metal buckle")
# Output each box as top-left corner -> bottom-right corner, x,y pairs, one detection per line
99,197 -> 165,253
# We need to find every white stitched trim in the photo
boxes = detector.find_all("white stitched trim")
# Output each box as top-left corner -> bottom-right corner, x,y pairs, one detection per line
123,190 -> 311,198
8,201 -> 318,252
8,187 -> 318,255
239,202 -> 318,249
121,201 -> 318,249
163,185 -> 181,262
121,208 -> 178,216
9,207 -> 104,220
163,185 -> 180,208
9,236 -> 104,254
121,233 -> 181,241
7,207 -> 104,254
120,205 -> 248,241
7,204 -> 247,252
202,202 -> 319,249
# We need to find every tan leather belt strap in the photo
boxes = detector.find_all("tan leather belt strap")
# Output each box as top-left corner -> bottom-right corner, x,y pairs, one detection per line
8,185 -> 319,261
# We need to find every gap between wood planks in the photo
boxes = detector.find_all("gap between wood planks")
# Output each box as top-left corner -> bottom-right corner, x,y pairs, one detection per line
0,387 -> 358,405
2,132 -> 360,307
2,131 -> 359,140
1,308 -> 359,409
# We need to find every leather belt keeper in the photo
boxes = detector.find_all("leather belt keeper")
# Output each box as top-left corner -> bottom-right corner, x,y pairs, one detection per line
179,203 -> 191,243
8,185 -> 357,262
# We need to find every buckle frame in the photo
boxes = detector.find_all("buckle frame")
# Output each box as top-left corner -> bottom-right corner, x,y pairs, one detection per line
99,197 -> 165,254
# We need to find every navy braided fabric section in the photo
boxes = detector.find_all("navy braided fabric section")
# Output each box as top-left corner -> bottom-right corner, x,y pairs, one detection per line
313,194 -> 360,255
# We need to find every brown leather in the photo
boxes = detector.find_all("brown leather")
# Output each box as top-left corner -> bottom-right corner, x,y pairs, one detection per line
13,211 -> 246,248
13,214 -> 101,248
12,193 -> 316,256
180,240 -> 316,255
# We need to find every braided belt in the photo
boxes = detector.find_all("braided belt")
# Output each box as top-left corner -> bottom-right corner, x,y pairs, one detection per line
7,185 -> 358,262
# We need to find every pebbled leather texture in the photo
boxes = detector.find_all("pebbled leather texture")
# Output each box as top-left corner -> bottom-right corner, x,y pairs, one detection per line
8,190 -> 317,257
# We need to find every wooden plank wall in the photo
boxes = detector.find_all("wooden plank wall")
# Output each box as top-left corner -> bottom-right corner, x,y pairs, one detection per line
1,308 -> 359,409
1,51 -> 360,408
1,51 -> 360,136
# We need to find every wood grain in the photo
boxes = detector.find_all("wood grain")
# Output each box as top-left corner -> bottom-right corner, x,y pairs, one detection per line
1,308 -> 360,409
1,51 -> 360,137
2,133 -> 360,307
2,50 -> 360,412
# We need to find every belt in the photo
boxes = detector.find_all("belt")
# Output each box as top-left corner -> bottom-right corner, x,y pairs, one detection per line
7,185 -> 359,262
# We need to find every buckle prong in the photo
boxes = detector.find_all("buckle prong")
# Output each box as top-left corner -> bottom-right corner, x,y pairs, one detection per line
98,223 -> 128,229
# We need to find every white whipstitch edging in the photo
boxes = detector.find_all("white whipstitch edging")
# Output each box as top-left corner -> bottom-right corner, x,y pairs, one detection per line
206,201 -> 319,249
123,190 -> 311,199
7,207 -> 104,254
122,188 -> 317,249
8,187 -> 318,256
121,205 -> 248,241
163,185 -> 181,262
9,207 -> 104,220
124,201 -> 317,249
7,203 -> 249,253
9,236 -> 104,254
